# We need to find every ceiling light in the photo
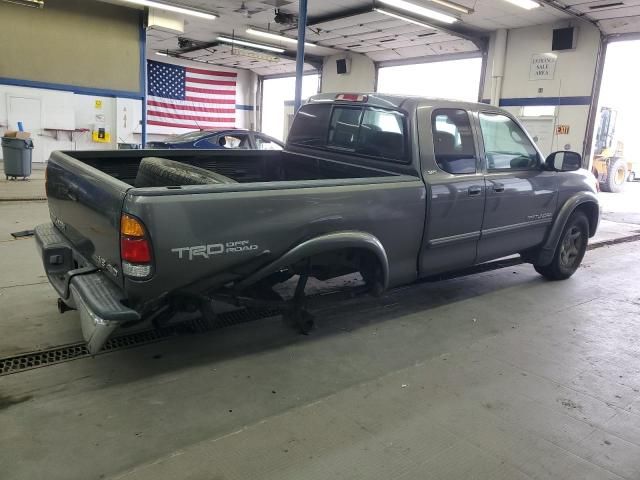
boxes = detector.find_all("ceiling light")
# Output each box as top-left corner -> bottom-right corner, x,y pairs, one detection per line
429,0 -> 472,14
120,0 -> 217,20
246,28 -> 317,48
376,0 -> 458,23
217,36 -> 285,53
1,0 -> 44,7
502,0 -> 539,9
374,8 -> 434,29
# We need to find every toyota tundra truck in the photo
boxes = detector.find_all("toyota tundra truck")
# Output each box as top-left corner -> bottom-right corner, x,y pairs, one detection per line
35,94 -> 600,353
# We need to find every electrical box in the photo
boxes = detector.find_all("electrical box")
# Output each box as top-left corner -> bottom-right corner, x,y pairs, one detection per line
336,57 -> 351,75
552,27 -> 576,51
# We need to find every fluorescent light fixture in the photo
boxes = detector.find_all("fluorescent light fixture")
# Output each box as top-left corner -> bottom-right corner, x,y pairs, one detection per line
377,0 -> 458,23
155,51 -> 169,56
429,0 -> 471,14
246,28 -> 316,48
374,8 -> 434,29
217,36 -> 285,53
502,0 -> 539,9
120,0 -> 217,20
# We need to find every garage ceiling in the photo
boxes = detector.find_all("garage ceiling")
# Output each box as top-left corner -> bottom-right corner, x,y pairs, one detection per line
109,0 -> 640,74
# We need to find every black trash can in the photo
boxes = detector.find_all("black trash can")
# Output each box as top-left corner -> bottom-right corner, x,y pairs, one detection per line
2,136 -> 34,180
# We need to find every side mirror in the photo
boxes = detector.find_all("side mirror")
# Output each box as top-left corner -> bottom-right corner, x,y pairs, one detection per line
545,151 -> 582,172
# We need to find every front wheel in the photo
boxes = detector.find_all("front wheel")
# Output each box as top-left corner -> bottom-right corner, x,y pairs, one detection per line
534,211 -> 589,280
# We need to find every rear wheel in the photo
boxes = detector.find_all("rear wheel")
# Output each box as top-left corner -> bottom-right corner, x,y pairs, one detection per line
601,158 -> 627,193
534,211 -> 589,280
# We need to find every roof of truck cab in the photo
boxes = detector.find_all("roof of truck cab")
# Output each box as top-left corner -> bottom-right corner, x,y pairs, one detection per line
307,93 -> 502,113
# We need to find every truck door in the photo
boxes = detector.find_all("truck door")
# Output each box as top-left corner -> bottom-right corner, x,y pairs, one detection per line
419,108 -> 486,276
475,112 -> 558,262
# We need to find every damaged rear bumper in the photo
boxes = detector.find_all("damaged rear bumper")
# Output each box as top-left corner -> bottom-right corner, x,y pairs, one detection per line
35,223 -> 140,354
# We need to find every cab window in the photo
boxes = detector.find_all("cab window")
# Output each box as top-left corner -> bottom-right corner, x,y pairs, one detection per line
479,113 -> 539,170
431,109 -> 477,174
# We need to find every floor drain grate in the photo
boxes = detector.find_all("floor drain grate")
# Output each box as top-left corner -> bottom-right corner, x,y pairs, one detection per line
0,307 -> 281,376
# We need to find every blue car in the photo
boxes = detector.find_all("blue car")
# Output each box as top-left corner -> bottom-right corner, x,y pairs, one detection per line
146,129 -> 284,150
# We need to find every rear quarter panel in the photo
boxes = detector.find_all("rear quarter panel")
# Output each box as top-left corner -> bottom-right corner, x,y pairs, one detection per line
46,151 -> 129,286
122,177 -> 426,301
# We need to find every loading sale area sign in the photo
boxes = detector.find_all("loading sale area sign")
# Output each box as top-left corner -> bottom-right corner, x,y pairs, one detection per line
530,53 -> 557,80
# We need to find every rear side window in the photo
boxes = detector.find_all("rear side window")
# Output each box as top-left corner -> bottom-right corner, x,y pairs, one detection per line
357,108 -> 406,161
288,103 -> 407,163
431,109 -> 477,174
287,103 -> 331,146
328,107 -> 362,149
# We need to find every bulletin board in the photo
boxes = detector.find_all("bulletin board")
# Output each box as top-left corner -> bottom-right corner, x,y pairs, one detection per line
0,0 -> 141,95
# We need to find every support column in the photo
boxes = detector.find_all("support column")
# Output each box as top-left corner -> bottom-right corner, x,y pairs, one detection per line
294,0 -> 308,112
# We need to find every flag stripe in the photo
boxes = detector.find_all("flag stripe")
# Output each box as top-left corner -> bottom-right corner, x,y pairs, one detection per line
184,86 -> 236,95
148,105 -> 235,118
185,96 -> 236,104
186,77 -> 236,87
147,100 -> 235,114
186,66 -> 237,77
148,120 -> 232,129
148,110 -> 235,123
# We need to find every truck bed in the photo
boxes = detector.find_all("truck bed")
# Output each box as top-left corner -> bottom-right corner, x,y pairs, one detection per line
46,149 -> 423,304
73,149 -> 395,185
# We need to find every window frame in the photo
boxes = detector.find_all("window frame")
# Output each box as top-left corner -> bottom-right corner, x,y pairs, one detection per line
287,103 -> 411,165
430,108 -> 479,175
477,111 -> 541,173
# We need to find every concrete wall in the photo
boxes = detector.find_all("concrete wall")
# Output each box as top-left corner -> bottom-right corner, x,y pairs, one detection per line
483,23 -> 602,156
0,0 -> 141,94
321,53 -> 376,93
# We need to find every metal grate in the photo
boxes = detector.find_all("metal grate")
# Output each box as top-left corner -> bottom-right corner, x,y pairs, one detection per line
0,307 -> 281,376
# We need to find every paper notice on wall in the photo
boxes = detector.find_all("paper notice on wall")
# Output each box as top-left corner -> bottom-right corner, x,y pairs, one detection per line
529,53 -> 557,81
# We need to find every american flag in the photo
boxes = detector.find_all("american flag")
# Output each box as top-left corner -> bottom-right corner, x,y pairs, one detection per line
147,60 -> 237,130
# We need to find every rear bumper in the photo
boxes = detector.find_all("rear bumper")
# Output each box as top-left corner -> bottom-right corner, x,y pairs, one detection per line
35,223 -> 140,353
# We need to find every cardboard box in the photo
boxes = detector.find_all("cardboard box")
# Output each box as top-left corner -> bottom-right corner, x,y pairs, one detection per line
3,131 -> 31,140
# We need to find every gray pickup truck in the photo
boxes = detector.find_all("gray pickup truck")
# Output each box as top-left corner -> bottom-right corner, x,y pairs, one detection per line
36,94 -> 600,353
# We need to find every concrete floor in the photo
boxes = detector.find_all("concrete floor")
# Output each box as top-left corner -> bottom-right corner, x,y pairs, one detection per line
1,193 -> 640,479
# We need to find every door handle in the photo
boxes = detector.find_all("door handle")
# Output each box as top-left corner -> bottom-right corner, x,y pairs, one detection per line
468,185 -> 483,196
493,183 -> 505,193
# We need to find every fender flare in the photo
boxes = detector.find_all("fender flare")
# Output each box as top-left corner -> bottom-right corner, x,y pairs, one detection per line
235,231 -> 390,291
536,191 -> 599,266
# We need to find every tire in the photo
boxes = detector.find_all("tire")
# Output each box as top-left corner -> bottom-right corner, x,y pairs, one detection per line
134,157 -> 237,187
601,158 -> 627,193
534,211 -> 589,280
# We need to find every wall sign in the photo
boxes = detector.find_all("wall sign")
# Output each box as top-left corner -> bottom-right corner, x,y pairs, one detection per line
556,124 -> 570,135
529,53 -> 557,81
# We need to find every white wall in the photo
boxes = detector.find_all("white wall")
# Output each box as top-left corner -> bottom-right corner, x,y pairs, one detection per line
483,23 -> 602,156
0,84 -> 142,162
321,53 -> 376,93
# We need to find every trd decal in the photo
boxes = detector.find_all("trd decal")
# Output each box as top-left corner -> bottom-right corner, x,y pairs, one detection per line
171,240 -> 258,260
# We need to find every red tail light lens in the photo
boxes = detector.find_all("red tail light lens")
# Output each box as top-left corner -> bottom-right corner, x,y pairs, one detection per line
121,237 -> 151,263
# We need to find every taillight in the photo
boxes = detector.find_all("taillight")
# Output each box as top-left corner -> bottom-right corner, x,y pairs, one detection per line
120,214 -> 152,278
335,93 -> 368,102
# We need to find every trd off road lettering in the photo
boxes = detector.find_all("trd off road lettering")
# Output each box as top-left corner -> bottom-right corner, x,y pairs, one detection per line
172,240 -> 258,260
